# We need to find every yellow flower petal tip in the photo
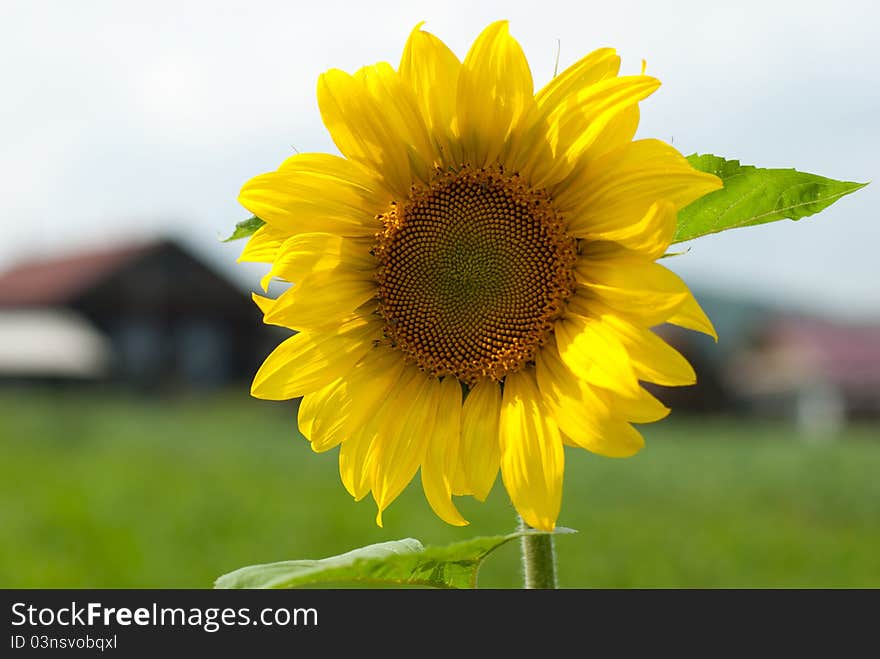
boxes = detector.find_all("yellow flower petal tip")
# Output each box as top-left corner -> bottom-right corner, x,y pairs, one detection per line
239,21 -> 718,530
250,292 -> 273,316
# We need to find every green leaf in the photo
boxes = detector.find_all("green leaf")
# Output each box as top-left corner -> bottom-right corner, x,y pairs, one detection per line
222,216 -> 265,242
675,154 -> 868,243
214,528 -> 575,589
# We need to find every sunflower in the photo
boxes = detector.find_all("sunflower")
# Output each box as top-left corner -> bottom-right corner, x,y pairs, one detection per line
237,21 -> 722,531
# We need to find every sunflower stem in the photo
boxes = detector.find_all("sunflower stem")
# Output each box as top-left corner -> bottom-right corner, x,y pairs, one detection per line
518,516 -> 557,589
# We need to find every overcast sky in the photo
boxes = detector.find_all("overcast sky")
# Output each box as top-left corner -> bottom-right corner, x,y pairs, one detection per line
1,0 -> 877,318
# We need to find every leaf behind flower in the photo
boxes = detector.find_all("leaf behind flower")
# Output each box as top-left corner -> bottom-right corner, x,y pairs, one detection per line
223,216 -> 265,242
676,154 -> 867,243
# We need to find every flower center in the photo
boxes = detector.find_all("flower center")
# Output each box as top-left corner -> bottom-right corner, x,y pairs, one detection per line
375,166 -> 576,384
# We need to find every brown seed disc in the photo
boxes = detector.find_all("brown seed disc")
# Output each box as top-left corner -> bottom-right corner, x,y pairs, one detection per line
375,166 -> 576,384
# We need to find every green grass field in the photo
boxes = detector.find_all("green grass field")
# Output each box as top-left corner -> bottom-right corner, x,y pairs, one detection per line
1,387 -> 878,588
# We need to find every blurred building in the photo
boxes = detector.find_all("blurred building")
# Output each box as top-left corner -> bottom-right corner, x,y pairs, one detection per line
726,317 -> 880,435
0,238 -> 282,389
648,292 -> 880,433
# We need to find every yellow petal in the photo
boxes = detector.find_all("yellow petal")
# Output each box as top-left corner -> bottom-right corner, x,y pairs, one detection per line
237,224 -> 290,263
572,284 -> 687,331
582,200 -> 677,258
299,347 -> 408,454
604,315 -> 696,386
535,342 -> 647,457
343,346 -> 410,427
275,151 -> 386,181
262,270 -> 377,331
337,353 -> 415,501
573,247 -> 694,328
317,63 -> 433,197
667,293 -> 718,340
250,316 -> 380,400
370,369 -> 440,526
510,49 -> 632,183
535,342 -> 605,437
360,63 -> 436,182
421,376 -> 468,526
298,378 -> 350,452
561,422 -> 645,458
336,345 -> 415,500
339,424 -> 374,501
535,75 -> 660,189
457,21 -> 534,168
260,233 -> 375,291
399,23 -> 463,168
454,378 -> 501,500
555,313 -> 640,396
575,103 -> 640,166
594,384 -> 670,424
535,48 -> 620,110
499,369 -> 564,532
251,291 -> 274,317
574,246 -> 714,337
522,77 -> 655,190
558,139 -> 722,236
239,153 -> 387,237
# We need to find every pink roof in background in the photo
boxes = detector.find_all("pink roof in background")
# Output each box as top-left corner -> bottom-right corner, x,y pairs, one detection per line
761,317 -> 880,390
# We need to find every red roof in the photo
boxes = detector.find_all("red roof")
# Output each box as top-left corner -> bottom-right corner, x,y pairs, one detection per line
0,241 -> 156,307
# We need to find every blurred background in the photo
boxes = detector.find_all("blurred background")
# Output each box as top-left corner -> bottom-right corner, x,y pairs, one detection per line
1,0 -> 877,588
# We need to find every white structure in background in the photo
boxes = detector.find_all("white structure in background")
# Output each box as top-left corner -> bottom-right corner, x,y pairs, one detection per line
0,309 -> 111,378
795,381 -> 845,441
